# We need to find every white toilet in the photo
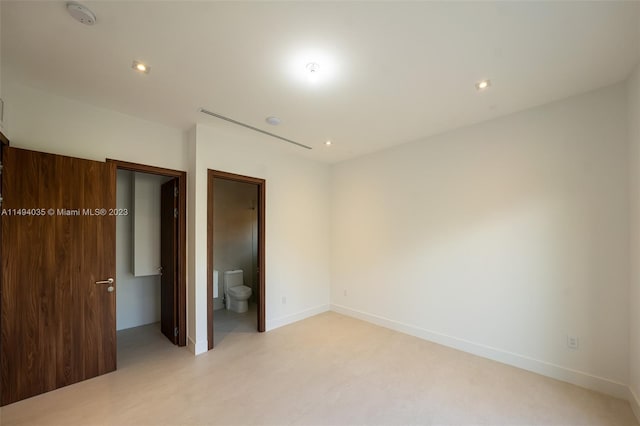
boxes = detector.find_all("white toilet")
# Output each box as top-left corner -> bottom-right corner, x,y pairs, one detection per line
224,270 -> 252,313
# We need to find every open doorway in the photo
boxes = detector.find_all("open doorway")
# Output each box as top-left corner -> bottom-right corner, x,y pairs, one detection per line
109,160 -> 187,361
207,170 -> 265,350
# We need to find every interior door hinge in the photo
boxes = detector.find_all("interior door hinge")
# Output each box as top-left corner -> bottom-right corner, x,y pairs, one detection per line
174,327 -> 179,337
174,207 -> 178,219
174,186 -> 178,197
0,161 -> 3,174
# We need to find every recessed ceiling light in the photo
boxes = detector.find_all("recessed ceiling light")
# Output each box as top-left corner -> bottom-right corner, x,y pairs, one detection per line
265,116 -> 281,126
132,60 -> 150,74
476,79 -> 491,90
325,140 -> 332,146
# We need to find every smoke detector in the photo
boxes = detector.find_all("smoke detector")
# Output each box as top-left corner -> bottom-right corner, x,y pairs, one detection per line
265,116 -> 281,126
66,2 -> 96,25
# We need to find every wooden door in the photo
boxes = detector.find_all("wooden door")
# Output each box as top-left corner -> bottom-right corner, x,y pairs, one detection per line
160,178 -> 178,344
0,147 -> 116,406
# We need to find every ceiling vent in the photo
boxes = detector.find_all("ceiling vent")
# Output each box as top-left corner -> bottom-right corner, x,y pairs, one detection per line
66,2 -> 96,25
199,108 -> 312,150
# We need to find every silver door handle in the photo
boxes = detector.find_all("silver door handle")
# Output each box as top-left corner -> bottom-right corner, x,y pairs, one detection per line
96,278 -> 114,285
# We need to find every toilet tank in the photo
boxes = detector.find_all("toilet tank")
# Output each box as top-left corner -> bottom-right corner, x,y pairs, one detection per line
224,270 -> 244,290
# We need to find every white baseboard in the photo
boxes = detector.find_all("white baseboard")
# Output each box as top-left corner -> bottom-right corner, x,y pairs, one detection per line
629,386 -> 640,423
187,336 -> 208,355
330,304 -> 629,400
266,304 -> 330,331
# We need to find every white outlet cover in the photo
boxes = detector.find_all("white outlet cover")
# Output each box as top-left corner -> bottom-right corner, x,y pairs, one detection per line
567,335 -> 579,349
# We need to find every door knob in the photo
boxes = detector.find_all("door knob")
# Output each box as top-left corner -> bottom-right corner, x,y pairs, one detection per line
95,278 -> 114,285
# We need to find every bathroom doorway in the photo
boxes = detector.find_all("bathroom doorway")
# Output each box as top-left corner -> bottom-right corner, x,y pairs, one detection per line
207,170 -> 265,350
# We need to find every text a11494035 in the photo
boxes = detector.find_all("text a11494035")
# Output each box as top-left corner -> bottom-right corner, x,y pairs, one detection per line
0,208 -> 129,216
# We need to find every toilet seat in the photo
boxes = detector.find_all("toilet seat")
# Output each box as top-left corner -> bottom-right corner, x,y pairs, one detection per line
228,285 -> 252,299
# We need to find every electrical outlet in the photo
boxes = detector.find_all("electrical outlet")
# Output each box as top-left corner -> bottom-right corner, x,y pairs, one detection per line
281,296 -> 287,305
567,335 -> 579,350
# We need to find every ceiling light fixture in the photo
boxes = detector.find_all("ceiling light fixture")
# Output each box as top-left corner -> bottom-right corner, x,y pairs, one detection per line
325,140 -> 332,146
265,116 -> 281,126
66,2 -> 96,25
286,50 -> 339,87
306,62 -> 320,83
476,79 -> 491,90
132,61 -> 150,74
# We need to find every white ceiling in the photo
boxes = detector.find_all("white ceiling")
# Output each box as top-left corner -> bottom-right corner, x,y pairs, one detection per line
2,1 -> 639,163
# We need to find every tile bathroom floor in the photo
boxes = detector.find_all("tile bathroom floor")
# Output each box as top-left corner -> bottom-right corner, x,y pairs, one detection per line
213,302 -> 258,346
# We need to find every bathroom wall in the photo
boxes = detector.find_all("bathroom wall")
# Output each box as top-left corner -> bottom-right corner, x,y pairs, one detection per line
213,178 -> 259,310
331,83 -> 630,398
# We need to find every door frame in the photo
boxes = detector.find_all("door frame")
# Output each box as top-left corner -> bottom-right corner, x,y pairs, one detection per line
0,134 -> 7,402
0,131 -> 9,146
207,169 -> 266,350
107,159 -> 187,347
0,133 -> 8,298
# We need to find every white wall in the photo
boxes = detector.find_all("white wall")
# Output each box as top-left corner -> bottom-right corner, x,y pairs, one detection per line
116,170 -> 161,330
331,83 -> 631,397
186,122 -> 331,353
0,0 -> 4,136
1,82 -> 187,170
0,2 -> 4,135
132,172 -> 170,277
186,126 -> 199,351
629,62 -> 640,416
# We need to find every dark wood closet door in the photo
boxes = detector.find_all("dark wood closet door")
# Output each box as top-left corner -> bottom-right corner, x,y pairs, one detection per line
0,147 -> 116,406
160,178 -> 178,344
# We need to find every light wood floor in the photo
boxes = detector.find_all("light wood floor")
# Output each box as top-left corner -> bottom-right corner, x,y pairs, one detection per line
0,312 -> 638,425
